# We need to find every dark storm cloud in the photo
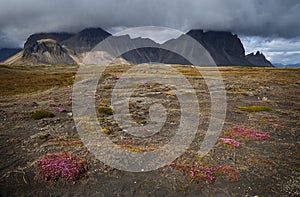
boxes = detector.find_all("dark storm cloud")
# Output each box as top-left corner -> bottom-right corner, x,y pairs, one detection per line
0,0 -> 300,63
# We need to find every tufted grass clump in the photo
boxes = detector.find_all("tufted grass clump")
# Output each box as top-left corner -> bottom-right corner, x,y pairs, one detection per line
31,110 -> 55,120
238,105 -> 272,112
98,106 -> 113,115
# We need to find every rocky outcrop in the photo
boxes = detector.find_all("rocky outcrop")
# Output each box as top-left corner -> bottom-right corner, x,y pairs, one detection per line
246,51 -> 273,67
23,39 -> 75,65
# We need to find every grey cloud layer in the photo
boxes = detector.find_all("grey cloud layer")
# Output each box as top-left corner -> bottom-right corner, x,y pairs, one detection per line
241,36 -> 300,64
0,0 -> 300,64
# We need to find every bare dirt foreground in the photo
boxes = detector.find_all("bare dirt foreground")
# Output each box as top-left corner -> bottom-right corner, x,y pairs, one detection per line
0,64 -> 299,197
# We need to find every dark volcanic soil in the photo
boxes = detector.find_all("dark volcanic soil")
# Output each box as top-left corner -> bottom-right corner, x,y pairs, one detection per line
0,64 -> 299,196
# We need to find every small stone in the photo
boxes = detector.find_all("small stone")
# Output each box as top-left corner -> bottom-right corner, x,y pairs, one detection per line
246,91 -> 254,96
67,112 -> 73,117
262,97 -> 268,101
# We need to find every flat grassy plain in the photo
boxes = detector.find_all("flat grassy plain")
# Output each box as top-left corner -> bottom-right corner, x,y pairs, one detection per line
0,64 -> 299,196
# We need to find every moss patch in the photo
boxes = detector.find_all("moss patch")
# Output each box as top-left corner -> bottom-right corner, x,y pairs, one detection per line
238,106 -> 272,112
31,110 -> 55,120
98,107 -> 113,115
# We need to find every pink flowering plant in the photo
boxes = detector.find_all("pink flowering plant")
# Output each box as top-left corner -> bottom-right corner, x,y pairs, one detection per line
57,107 -> 65,112
35,152 -> 88,186
228,126 -> 272,141
219,138 -> 241,148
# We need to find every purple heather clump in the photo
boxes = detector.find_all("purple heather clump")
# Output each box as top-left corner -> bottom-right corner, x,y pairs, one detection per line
219,138 -> 241,148
170,163 -> 216,184
229,126 -> 272,141
36,152 -> 88,186
58,107 -> 65,112
189,166 -> 216,184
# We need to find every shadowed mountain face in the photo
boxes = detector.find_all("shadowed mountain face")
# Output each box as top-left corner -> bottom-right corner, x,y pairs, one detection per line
121,47 -> 191,65
5,28 -> 273,67
187,30 -> 251,66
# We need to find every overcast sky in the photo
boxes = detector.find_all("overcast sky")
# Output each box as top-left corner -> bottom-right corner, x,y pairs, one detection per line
0,0 -> 299,64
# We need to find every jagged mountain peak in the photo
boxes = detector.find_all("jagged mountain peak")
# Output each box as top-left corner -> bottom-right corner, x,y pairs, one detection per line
246,51 -> 273,67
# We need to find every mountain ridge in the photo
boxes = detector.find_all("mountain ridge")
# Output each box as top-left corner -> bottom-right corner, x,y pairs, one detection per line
1,27 -> 273,67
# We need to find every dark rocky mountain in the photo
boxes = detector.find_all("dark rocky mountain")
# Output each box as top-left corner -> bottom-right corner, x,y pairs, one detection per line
5,27 -> 273,67
22,32 -> 74,64
61,28 -> 111,53
246,51 -> 273,67
187,30 -> 252,66
116,35 -> 191,65
0,48 -> 22,62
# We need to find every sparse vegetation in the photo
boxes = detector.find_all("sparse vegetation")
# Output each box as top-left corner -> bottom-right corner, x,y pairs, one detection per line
0,65 -> 76,96
170,163 -> 241,188
0,65 -> 299,196
31,110 -> 55,119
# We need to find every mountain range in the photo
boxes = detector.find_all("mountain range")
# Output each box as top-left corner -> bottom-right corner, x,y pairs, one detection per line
1,27 -> 273,67
273,63 -> 300,68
